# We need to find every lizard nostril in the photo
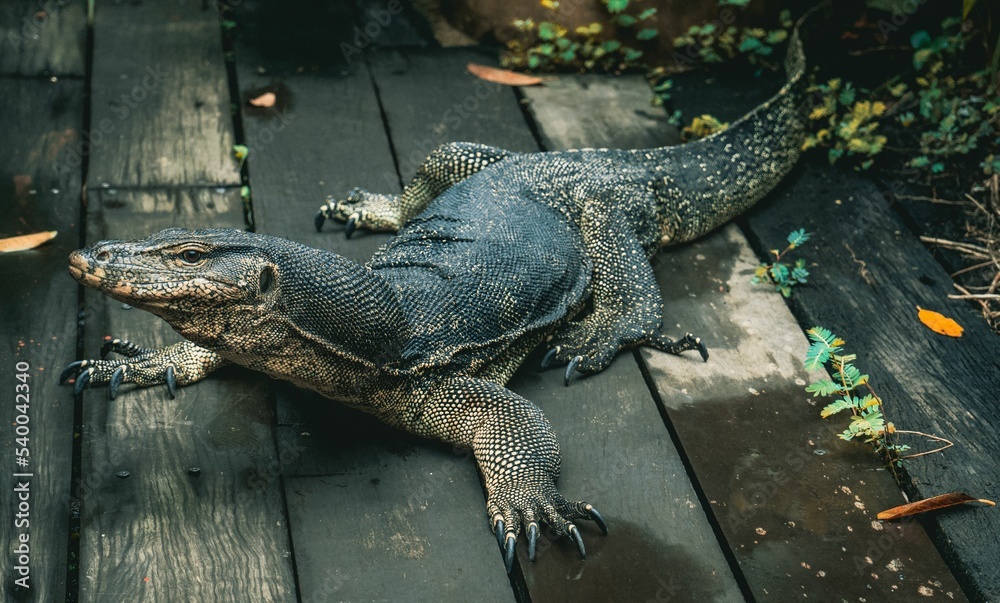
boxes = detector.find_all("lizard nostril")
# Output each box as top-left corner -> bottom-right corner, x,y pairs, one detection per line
96,251 -> 111,262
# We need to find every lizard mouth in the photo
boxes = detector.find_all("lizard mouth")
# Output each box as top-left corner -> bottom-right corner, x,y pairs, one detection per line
68,250 -> 106,288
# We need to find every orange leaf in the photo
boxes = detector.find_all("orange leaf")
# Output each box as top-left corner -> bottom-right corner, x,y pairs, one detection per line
466,63 -> 546,87
248,92 -> 276,108
917,306 -> 963,337
878,492 -> 995,521
0,231 -> 57,253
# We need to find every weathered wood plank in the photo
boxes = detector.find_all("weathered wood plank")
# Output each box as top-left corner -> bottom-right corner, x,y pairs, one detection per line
366,47 -> 539,182
642,224 -> 966,600
522,74 -> 680,150
0,0 -> 86,77
278,389 -> 512,602
744,165 -> 1000,601
672,70 -> 1000,600
78,189 -> 295,602
517,76 -> 743,601
88,1 -> 239,189
0,78 -> 82,603
234,3 -> 514,600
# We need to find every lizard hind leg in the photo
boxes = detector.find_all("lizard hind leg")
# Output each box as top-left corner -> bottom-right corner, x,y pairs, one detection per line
542,189 -> 708,384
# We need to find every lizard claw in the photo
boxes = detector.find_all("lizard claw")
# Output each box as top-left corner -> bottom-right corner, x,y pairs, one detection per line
165,365 -> 177,399
344,214 -> 358,239
109,366 -> 126,400
314,209 -> 327,232
504,535 -> 516,573
587,504 -> 609,535
540,347 -> 558,370
73,367 -> 93,395
493,516 -> 506,548
568,524 -> 586,559
527,522 -> 539,561
59,360 -> 85,384
564,355 -> 583,386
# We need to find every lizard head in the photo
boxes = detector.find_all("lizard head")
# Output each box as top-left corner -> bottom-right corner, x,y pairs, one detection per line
69,227 -> 411,367
69,228 -> 276,317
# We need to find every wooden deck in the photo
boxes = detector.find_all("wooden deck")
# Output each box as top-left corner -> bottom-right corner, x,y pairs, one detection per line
1,1 -> 997,601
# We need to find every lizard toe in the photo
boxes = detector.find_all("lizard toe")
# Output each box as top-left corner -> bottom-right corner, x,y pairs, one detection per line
61,340 -> 225,399
644,331 -> 709,362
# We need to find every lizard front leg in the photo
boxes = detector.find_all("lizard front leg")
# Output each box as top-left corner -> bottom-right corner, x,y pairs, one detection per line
543,188 -> 708,383
403,376 -> 607,572
315,142 -> 511,235
60,339 -> 228,399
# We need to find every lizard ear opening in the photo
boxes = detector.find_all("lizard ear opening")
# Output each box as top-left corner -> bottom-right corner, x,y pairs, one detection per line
258,265 -> 275,296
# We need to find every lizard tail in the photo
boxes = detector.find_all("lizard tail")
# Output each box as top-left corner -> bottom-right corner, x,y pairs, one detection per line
651,7 -> 820,246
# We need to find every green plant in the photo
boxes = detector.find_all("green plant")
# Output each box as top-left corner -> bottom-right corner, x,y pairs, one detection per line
802,79 -> 889,170
751,229 -> 810,297
804,327 -> 953,466
504,0 -> 659,72
900,19 -> 1000,175
804,327 -> 909,464
680,113 -> 728,141
672,8 -> 793,69
232,144 -> 249,171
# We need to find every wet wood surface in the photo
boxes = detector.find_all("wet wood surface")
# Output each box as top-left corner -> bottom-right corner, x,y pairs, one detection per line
524,74 -> 965,601
234,2 -> 512,600
88,0 -> 239,189
3,1 -> 993,601
78,191 -> 296,602
671,71 -> 1000,601
0,0 -> 86,77
0,78 -> 83,603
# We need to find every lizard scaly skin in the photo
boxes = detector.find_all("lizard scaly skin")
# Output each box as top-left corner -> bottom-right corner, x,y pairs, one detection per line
64,30 -> 807,571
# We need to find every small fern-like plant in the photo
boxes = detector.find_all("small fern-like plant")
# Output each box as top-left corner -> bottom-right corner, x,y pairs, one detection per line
804,327 -> 954,468
752,228 -> 810,297
804,327 -> 910,466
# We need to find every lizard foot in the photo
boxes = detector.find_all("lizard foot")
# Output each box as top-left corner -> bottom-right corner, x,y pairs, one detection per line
315,187 -> 401,236
60,339 -> 226,400
541,319 -> 708,385
488,480 -> 607,572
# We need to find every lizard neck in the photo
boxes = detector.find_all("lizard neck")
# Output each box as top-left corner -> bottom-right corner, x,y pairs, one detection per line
159,236 -> 413,402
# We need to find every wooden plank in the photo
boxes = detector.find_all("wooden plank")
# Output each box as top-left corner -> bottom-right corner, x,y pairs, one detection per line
743,165 -> 1000,601
0,78 -> 82,603
78,188 -> 295,602
233,3 -> 514,600
88,1 -> 239,189
525,73 -> 967,600
672,70 -> 999,600
522,74 -> 680,150
367,47 -> 539,182
0,0 -> 87,77
515,77 -> 743,601
641,225 -> 966,600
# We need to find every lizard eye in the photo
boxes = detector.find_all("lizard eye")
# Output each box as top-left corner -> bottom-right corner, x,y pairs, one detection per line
180,249 -> 203,264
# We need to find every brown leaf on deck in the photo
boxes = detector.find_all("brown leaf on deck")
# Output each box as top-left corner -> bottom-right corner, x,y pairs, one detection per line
916,306 -> 964,337
877,492 -> 996,521
0,231 -> 58,253
466,63 -> 546,87
248,92 -> 277,108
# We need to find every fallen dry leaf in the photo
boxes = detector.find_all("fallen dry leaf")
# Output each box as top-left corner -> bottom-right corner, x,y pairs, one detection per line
878,492 -> 995,521
248,92 -> 276,108
0,231 -> 57,253
466,63 -> 545,87
917,306 -> 964,337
